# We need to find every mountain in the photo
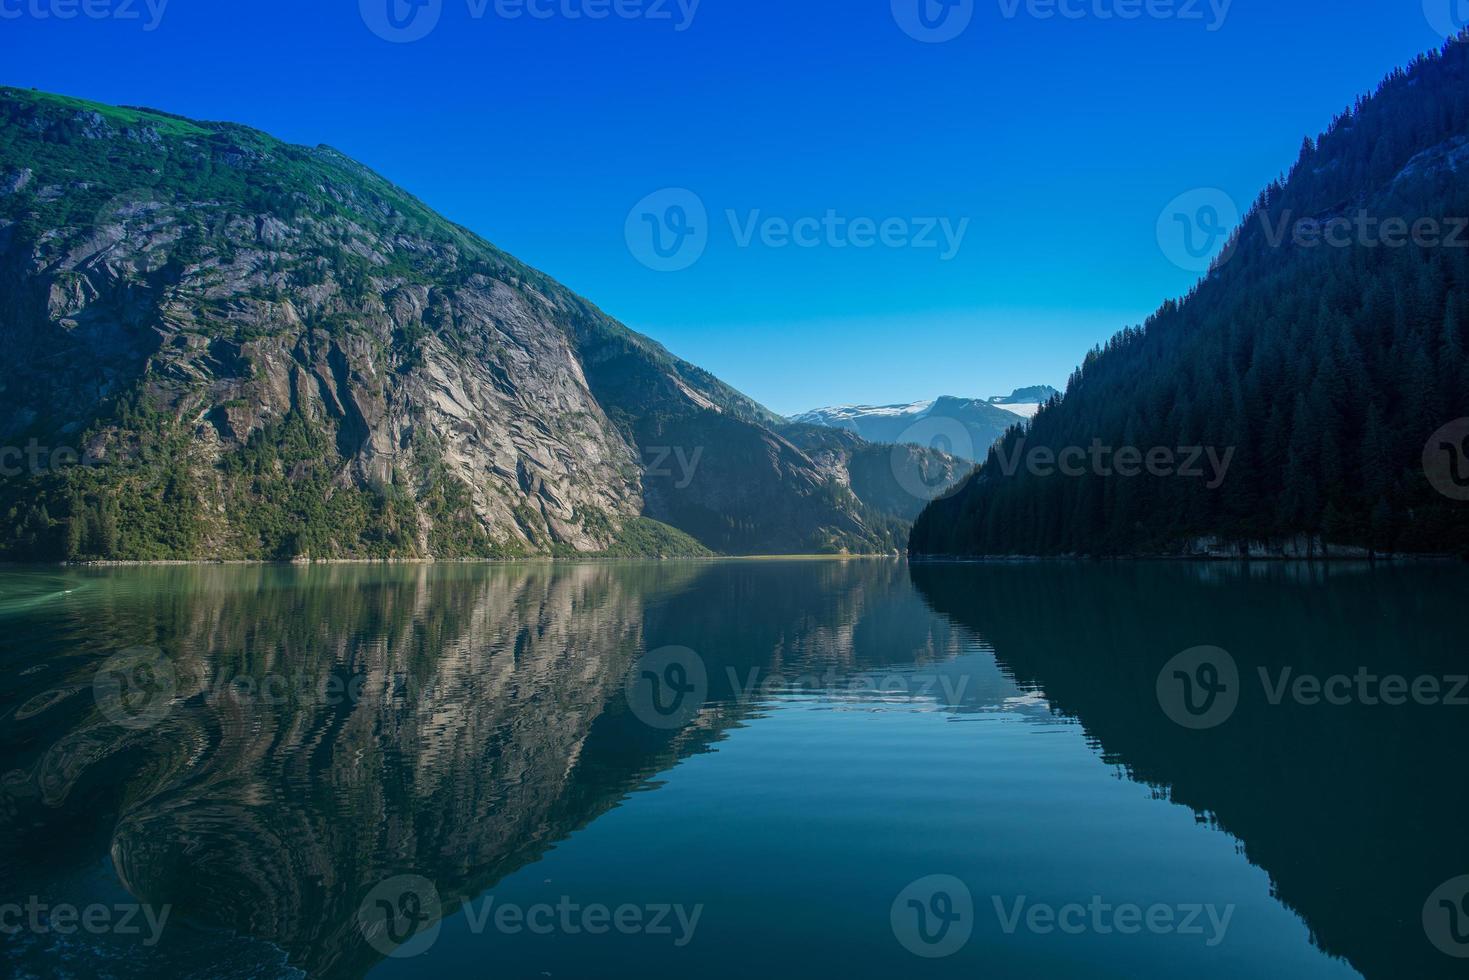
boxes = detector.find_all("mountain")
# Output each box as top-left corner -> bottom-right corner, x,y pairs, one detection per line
778,422 -> 967,521
912,36 -> 1469,559
986,385 -> 1060,419
792,387 -> 1057,462
0,88 -> 952,560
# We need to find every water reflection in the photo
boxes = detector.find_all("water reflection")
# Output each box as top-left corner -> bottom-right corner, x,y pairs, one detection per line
910,560 -> 1469,979
0,560 -> 1463,977
0,561 -> 969,976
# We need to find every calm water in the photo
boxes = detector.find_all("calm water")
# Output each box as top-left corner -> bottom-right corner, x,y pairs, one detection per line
0,560 -> 1465,979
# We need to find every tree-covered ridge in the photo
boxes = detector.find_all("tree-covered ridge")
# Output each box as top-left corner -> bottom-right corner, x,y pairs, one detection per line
911,35 -> 1469,558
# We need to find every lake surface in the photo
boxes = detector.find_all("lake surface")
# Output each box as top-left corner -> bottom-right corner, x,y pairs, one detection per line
0,560 -> 1465,978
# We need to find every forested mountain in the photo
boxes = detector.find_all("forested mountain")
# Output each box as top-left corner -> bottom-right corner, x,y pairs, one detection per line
912,36 -> 1469,559
0,88 -> 953,560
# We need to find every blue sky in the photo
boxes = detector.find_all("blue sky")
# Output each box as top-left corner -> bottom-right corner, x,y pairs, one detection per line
0,0 -> 1457,414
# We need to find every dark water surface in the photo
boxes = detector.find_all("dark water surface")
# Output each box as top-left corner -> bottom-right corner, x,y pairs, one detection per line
0,560 -> 1464,978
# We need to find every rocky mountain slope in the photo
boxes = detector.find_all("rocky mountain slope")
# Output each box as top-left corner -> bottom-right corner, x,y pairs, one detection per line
0,88 -> 951,559
779,422 -> 967,522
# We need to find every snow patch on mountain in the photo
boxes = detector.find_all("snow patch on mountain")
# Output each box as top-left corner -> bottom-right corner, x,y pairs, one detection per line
795,387 -> 1057,427
792,401 -> 936,426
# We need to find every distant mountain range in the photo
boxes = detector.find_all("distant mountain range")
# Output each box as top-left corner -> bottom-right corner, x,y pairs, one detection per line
793,387 -> 1058,462
0,88 -> 960,560
912,37 -> 1469,559
986,386 -> 1061,418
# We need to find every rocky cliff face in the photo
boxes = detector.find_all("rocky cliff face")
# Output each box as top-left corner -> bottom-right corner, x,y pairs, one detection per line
3,184 -> 643,557
0,89 -> 946,559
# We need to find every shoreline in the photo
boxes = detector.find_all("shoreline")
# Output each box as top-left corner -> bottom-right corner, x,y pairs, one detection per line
908,552 -> 1464,564
0,553 -> 907,569
0,552 -> 1461,569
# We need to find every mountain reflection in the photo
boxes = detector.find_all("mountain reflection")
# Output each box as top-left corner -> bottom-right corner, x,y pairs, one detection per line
4,560 -> 1460,978
0,560 -> 973,978
910,560 -> 1469,980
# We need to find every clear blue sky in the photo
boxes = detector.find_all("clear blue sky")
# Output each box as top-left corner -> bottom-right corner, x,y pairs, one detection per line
0,0 -> 1455,415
